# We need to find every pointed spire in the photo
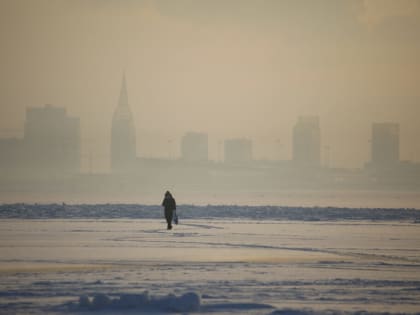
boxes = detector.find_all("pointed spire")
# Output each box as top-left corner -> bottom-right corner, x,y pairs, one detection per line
118,71 -> 129,108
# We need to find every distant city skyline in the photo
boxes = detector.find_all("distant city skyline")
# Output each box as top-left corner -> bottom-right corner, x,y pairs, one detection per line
1,70 -> 418,172
1,1 -> 420,171
0,90 -> 411,174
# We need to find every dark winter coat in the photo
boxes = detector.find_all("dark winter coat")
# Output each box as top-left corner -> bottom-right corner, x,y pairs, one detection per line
162,196 -> 176,211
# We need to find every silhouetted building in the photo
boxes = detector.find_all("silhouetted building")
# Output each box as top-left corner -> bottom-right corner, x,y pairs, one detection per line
181,132 -> 208,162
24,104 -> 80,173
292,116 -> 320,167
111,74 -> 137,172
224,138 -> 252,164
0,138 -> 25,173
371,123 -> 399,167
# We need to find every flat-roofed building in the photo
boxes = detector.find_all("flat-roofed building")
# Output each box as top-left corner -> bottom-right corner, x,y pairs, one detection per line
371,122 -> 399,166
24,104 -> 80,173
292,115 -> 320,167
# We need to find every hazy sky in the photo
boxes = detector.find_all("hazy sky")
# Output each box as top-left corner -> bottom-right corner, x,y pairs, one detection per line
1,0 -> 419,170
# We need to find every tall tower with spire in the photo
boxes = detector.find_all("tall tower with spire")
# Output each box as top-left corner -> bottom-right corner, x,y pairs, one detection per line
110,74 -> 137,172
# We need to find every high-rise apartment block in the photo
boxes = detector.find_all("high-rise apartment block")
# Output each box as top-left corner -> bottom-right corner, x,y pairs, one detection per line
292,115 -> 320,167
24,104 -> 80,172
371,123 -> 399,166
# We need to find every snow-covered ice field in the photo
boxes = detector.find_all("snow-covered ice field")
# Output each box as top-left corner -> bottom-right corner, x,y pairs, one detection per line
1,205 -> 420,314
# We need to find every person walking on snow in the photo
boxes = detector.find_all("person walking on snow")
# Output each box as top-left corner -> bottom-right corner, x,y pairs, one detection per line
162,191 -> 176,230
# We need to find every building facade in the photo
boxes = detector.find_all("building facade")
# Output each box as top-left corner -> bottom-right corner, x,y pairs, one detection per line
24,104 -> 80,173
371,122 -> 399,167
110,75 -> 137,172
292,115 -> 321,167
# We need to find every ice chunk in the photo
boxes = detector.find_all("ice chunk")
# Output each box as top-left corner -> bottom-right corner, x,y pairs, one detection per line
175,292 -> 200,312
117,291 -> 149,308
78,295 -> 91,308
91,293 -> 111,310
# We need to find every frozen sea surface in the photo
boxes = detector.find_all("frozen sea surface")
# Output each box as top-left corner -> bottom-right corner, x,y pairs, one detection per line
1,203 -> 420,221
1,205 -> 420,314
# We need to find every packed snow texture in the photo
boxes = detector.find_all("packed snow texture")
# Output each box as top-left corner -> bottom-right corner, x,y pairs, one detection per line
1,203 -> 420,221
2,213 -> 420,314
